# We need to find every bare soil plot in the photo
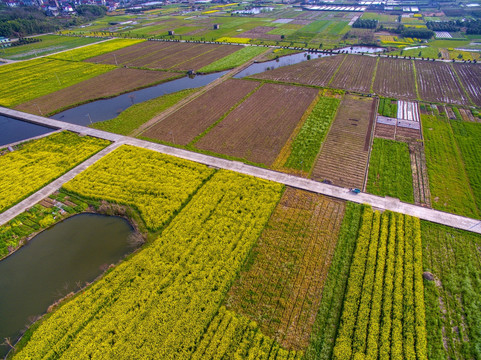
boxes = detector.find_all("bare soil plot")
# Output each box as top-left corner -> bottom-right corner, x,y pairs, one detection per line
452,63 -> 481,106
226,187 -> 345,350
15,68 -> 179,116
311,95 -> 375,188
252,54 -> 344,87
374,123 -> 396,139
142,79 -> 259,145
330,55 -> 378,93
410,142 -> 431,207
372,58 -> 417,100
415,61 -> 470,105
195,83 -> 319,165
87,41 -> 240,71
237,26 -> 282,41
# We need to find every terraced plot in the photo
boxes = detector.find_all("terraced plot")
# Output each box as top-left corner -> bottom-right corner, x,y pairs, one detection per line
16,68 -> 181,116
311,95 -> 375,189
330,55 -> 377,94
373,58 -> 417,100
227,188 -> 345,350
196,83 -> 318,165
142,79 -> 260,145
251,54 -> 344,87
453,63 -> 481,106
415,61 -> 470,105
87,41 -> 241,71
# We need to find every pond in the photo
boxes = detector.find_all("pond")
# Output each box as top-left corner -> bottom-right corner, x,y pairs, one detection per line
51,71 -> 227,126
0,116 -> 54,147
0,214 -> 136,357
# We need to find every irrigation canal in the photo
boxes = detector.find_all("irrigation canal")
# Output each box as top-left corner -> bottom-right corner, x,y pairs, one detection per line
1,106 -> 481,235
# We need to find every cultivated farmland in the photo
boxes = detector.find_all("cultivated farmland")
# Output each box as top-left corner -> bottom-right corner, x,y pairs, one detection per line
373,58 -> 417,100
87,41 -> 242,71
227,188 -> 345,349
15,68 -> 181,116
0,59 -> 115,107
0,132 -> 109,214
333,208 -> 428,360
251,54 -> 344,87
195,83 -> 319,165
453,63 -> 481,106
415,61 -> 471,105
311,95 -> 375,189
142,79 -> 260,145
330,55 -> 378,93
422,222 -> 481,360
48,39 -> 144,61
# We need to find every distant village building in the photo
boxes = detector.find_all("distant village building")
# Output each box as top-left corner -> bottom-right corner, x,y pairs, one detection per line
168,30 -> 175,35
213,24 -> 220,30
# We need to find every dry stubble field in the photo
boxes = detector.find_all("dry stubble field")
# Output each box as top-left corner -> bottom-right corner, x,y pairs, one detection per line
329,55 -> 377,94
372,58 -> 417,100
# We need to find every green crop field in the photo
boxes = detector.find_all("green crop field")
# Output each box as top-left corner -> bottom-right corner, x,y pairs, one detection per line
422,114 -> 479,218
367,138 -> 414,203
198,46 -> 266,72
0,35 -> 103,60
284,96 -> 339,172
422,222 -> 481,359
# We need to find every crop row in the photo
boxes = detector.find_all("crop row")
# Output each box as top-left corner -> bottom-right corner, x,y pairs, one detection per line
48,39 -> 144,61
284,96 -> 340,173
377,98 -> 397,118
13,168 -> 283,359
332,207 -> 427,360
62,145 -> 215,230
0,58 -> 115,107
192,307 -> 303,359
0,131 -> 109,214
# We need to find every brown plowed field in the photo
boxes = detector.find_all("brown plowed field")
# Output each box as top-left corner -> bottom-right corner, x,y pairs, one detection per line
237,26 -> 282,41
329,55 -> 377,93
15,68 -> 180,116
409,142 -> 431,207
373,58 -> 417,99
415,61 -> 470,105
252,54 -> 344,87
87,41 -> 241,71
374,123 -> 396,140
311,95 -> 375,188
226,187 -> 345,350
195,83 -> 318,165
453,63 -> 481,106
142,79 -> 259,145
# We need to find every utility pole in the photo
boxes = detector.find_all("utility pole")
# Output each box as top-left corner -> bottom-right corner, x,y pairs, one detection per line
86,113 -> 93,124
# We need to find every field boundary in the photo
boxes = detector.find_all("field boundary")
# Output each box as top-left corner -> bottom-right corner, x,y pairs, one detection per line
450,63 -> 475,107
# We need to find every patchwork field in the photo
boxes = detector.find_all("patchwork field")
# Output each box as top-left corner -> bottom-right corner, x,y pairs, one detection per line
87,41 -> 242,71
251,54 -> 344,87
311,95 -> 375,189
142,79 -> 260,145
195,83 -> 319,165
372,58 -> 417,100
329,55 -> 378,94
453,63 -> 481,106
227,188 -> 345,350
15,68 -> 181,116
415,61 -> 471,105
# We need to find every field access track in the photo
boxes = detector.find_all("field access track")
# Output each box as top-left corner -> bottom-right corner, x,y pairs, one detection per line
142,79 -> 260,145
15,68 -> 181,116
311,95 -> 375,189
1,107 -> 481,236
86,41 -> 241,71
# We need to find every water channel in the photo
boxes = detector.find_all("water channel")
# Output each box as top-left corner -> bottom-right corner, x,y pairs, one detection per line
0,214 -> 135,357
0,116 -> 53,147
51,71 -> 227,126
